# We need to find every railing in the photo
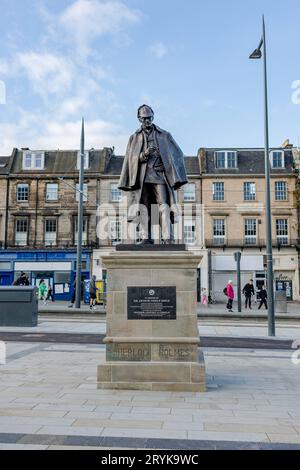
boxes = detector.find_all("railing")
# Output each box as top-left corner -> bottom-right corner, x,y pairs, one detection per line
205,239 -> 300,248
2,238 -> 299,250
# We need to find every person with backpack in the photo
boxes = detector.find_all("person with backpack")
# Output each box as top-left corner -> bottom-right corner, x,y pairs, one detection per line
224,280 -> 234,312
242,279 -> 255,309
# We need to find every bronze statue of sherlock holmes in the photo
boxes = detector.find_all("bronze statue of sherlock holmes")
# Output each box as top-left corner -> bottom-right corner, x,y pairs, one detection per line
118,105 -> 188,244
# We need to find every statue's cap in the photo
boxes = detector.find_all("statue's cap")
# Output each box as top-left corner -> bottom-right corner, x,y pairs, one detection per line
137,104 -> 154,118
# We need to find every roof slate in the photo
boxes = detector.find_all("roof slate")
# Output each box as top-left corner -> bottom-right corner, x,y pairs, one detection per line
204,148 -> 295,174
10,149 -> 109,175
0,157 -> 10,174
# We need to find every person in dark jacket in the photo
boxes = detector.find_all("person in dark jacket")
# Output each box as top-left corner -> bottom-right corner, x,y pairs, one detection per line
258,285 -> 268,309
68,279 -> 77,307
68,278 -> 84,307
15,272 -> 29,286
89,275 -> 97,310
45,285 -> 54,303
242,279 -> 255,309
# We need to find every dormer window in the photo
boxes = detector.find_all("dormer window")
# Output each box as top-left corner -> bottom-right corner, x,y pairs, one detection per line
271,151 -> 284,168
215,151 -> 237,169
77,150 -> 89,170
22,151 -> 45,170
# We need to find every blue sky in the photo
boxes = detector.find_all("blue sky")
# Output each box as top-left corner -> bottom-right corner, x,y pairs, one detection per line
0,0 -> 299,155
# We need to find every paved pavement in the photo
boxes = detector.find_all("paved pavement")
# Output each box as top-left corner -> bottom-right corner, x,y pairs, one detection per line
0,340 -> 300,449
1,317 -> 300,340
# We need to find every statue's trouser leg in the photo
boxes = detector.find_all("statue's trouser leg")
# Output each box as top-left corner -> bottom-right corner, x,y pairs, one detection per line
140,184 -> 152,240
152,184 -> 173,241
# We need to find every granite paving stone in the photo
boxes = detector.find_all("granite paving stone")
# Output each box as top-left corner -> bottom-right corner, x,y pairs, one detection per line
0,424 -> 43,434
73,418 -> 163,429
64,411 -> 113,419
36,426 -> 104,437
0,443 -> 48,450
267,434 -> 300,443
32,404 -> 97,412
131,407 -> 171,414
110,413 -> 194,423
0,409 -> 68,418
187,431 -> 269,442
100,428 -> 188,439
204,423 -> 298,434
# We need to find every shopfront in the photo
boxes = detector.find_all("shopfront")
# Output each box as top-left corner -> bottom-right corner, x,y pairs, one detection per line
275,273 -> 293,301
0,250 -> 91,301
211,253 -> 264,302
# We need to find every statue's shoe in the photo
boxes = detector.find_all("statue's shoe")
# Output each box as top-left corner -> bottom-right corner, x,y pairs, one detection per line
138,239 -> 154,245
163,239 -> 175,245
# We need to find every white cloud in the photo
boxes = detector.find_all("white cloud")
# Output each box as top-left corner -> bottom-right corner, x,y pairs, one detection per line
37,119 -> 128,150
16,52 -> 74,98
149,42 -> 168,59
0,110 -> 128,154
58,0 -> 141,57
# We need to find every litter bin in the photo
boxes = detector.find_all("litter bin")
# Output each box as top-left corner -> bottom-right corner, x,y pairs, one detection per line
0,286 -> 38,326
275,290 -> 287,313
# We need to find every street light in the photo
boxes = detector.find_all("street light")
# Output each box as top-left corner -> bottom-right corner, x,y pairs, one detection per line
249,15 -> 275,336
75,118 -> 85,308
249,39 -> 263,59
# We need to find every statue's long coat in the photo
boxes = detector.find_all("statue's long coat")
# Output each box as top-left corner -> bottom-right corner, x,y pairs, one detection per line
118,125 -> 188,222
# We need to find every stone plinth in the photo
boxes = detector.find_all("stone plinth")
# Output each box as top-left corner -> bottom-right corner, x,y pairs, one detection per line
97,250 -> 206,392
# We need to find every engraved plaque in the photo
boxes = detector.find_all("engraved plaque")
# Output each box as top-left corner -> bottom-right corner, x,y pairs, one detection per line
127,286 -> 176,320
107,343 -> 151,361
157,344 -> 197,362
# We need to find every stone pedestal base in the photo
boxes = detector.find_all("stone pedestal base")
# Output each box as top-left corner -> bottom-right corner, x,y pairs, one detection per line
97,250 -> 206,392
98,350 -> 206,392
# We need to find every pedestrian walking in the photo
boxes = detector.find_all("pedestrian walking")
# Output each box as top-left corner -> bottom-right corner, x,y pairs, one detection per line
68,279 -> 77,308
89,275 -> 97,310
201,288 -> 208,306
45,285 -> 54,303
225,280 -> 235,312
38,279 -> 47,303
242,279 -> 255,309
258,285 -> 268,310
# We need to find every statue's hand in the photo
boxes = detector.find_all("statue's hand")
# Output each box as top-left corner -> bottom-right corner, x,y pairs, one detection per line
139,152 -> 149,162
144,145 -> 157,157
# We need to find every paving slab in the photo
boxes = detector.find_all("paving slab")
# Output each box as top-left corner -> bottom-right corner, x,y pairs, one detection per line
36,426 -> 104,437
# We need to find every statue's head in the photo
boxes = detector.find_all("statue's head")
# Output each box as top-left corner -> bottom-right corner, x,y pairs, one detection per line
137,104 -> 154,130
